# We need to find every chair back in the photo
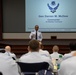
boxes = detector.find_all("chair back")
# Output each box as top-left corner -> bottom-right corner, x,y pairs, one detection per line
17,62 -> 49,75
0,72 -> 3,75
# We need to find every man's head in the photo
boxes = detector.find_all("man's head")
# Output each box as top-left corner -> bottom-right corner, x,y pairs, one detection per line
28,40 -> 39,52
35,25 -> 39,31
5,46 -> 11,52
69,42 -> 76,51
52,45 -> 59,52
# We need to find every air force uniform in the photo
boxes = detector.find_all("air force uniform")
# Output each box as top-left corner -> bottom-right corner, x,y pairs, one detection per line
63,51 -> 76,60
5,52 -> 17,60
0,53 -> 19,75
58,56 -> 76,75
19,52 -> 53,70
39,49 -> 50,57
29,30 -> 42,41
50,52 -> 63,60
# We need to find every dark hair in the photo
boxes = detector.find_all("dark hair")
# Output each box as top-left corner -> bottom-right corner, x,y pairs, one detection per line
69,42 -> 76,51
29,40 -> 39,51
35,25 -> 39,28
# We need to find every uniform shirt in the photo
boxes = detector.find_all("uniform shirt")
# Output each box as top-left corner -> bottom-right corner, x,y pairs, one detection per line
29,30 -> 42,41
19,52 -> 53,70
63,51 -> 76,60
39,49 -> 50,57
5,52 -> 17,60
0,53 -> 19,75
50,52 -> 63,60
58,56 -> 76,75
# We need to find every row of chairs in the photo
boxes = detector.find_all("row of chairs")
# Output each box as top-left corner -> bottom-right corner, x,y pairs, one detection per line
0,62 -> 53,75
17,62 -> 53,75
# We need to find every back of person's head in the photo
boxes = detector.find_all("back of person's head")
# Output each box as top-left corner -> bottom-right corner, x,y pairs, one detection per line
28,40 -> 39,52
52,45 -> 59,52
69,42 -> 76,51
5,46 -> 11,52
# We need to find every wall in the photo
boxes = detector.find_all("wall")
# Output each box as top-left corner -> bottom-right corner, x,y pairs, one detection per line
0,0 -> 2,40
2,0 -> 76,39
3,33 -> 76,39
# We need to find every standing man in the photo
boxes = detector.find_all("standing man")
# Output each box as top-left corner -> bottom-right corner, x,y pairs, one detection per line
29,25 -> 42,41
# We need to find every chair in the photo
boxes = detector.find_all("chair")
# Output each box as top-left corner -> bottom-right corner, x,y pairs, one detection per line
0,72 -> 3,75
17,62 -> 49,75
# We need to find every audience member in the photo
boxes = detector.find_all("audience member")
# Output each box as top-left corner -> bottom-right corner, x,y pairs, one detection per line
29,25 -> 42,41
58,56 -> 76,75
19,40 -> 53,70
0,49 -> 20,75
58,42 -> 76,75
50,45 -> 63,60
63,42 -> 76,60
39,41 -> 50,57
5,46 -> 17,60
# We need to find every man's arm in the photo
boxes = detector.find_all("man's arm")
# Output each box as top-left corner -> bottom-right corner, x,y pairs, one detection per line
29,32 -> 35,39
39,32 -> 43,41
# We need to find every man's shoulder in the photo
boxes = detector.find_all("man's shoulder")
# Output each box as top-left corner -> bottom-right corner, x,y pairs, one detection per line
62,56 -> 76,64
31,30 -> 35,33
10,52 -> 15,55
38,31 -> 41,33
63,53 -> 72,58
0,53 -> 15,62
50,53 -> 53,56
42,50 -> 49,54
58,53 -> 63,56
20,52 -> 31,59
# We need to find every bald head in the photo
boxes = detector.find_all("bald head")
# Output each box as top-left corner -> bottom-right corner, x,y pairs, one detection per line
5,46 -> 11,52
52,45 -> 59,52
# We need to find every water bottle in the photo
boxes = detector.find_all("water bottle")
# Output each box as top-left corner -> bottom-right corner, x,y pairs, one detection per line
56,59 -> 60,69
59,54 -> 63,63
53,59 -> 58,70
57,54 -> 63,69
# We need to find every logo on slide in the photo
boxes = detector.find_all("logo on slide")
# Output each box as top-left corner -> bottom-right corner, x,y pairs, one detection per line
47,1 -> 59,13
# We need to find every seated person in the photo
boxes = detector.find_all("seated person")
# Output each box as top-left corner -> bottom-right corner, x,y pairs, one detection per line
0,49 -> 20,75
50,45 -> 63,60
5,46 -> 17,60
58,56 -> 76,75
63,42 -> 76,60
19,40 -> 53,70
58,43 -> 76,75
39,41 -> 50,57
50,45 -> 63,70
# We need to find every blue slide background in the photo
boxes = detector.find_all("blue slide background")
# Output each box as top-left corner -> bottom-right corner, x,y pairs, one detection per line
25,0 -> 76,32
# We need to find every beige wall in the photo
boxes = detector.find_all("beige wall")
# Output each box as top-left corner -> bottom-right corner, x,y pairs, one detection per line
3,33 -> 76,39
